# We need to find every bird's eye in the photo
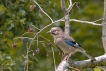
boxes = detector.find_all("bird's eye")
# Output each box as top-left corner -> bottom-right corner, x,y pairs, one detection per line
52,30 -> 56,32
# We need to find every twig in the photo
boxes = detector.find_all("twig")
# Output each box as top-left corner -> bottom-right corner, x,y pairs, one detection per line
69,66 -> 80,71
13,37 -> 44,42
32,0 -> 53,23
61,19 -> 102,26
14,37 -> 33,40
92,18 -> 104,23
22,32 -> 30,36
30,24 -> 40,30
22,54 -> 27,71
51,47 -> 56,71
26,43 -> 29,71
36,33 -> 39,48
67,0 -> 74,12
39,35 -> 56,47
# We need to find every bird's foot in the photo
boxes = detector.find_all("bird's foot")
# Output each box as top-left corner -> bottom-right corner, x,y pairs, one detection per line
63,53 -> 72,61
62,53 -> 68,60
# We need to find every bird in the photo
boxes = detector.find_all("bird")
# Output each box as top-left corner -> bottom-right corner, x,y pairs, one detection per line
47,27 -> 95,61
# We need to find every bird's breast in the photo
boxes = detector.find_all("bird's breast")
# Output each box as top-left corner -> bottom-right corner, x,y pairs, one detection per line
54,38 -> 76,54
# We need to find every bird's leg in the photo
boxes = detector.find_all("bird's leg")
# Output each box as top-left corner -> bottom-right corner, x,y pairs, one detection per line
62,53 -> 68,60
63,53 -> 72,61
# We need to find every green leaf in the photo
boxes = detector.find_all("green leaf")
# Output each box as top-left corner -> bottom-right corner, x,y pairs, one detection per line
7,23 -> 14,30
20,18 -> 26,24
19,10 -> 26,16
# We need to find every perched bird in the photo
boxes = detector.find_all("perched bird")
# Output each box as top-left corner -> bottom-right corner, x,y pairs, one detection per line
47,27 -> 95,61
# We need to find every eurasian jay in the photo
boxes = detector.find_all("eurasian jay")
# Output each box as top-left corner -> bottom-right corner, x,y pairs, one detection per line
47,27 -> 95,61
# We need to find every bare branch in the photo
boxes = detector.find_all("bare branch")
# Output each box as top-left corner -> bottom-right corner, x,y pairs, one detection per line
61,0 -> 71,35
92,18 -> 104,23
67,0 -> 73,12
56,60 -> 69,71
61,19 -> 102,26
32,0 -> 53,23
56,54 -> 106,71
60,0 -> 67,14
102,0 -> 106,53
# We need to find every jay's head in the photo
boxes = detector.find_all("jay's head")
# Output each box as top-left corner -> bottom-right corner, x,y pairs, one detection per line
47,27 -> 64,36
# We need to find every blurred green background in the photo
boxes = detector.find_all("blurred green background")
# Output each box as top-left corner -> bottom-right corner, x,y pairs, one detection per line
0,0 -> 104,71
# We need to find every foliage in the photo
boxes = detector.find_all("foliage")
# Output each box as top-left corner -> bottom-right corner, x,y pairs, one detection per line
0,0 -> 104,71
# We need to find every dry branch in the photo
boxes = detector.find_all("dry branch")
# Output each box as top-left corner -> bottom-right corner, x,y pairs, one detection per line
102,0 -> 106,53
61,0 -> 71,35
62,19 -> 102,26
56,54 -> 106,71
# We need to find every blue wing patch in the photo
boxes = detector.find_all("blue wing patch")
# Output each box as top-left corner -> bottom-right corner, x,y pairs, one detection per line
64,39 -> 81,47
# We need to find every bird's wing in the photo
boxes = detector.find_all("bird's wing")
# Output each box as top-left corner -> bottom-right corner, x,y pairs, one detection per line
64,39 -> 81,48
64,39 -> 86,52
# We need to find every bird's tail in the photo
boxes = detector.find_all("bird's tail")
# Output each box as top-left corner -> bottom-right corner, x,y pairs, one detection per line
82,51 -> 96,61
77,47 -> 96,61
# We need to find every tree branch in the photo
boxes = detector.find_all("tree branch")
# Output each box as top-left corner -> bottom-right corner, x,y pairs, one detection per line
102,0 -> 106,53
56,54 -> 106,71
67,0 -> 73,12
60,0 -> 67,14
61,0 -> 71,35
32,0 -> 53,23
61,19 -> 102,26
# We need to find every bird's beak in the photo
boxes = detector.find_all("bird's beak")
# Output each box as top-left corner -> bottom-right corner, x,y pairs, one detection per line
46,31 -> 51,34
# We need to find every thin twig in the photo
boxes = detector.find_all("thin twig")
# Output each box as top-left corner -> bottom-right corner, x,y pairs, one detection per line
61,19 -> 102,26
14,37 -> 33,40
26,43 -> 29,71
67,0 -> 73,12
22,54 -> 27,71
69,66 -> 80,71
13,37 -> 44,42
32,0 -> 53,23
51,46 -> 56,71
22,32 -> 30,36
92,18 -> 104,23
30,24 -> 40,30
37,34 -> 39,48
